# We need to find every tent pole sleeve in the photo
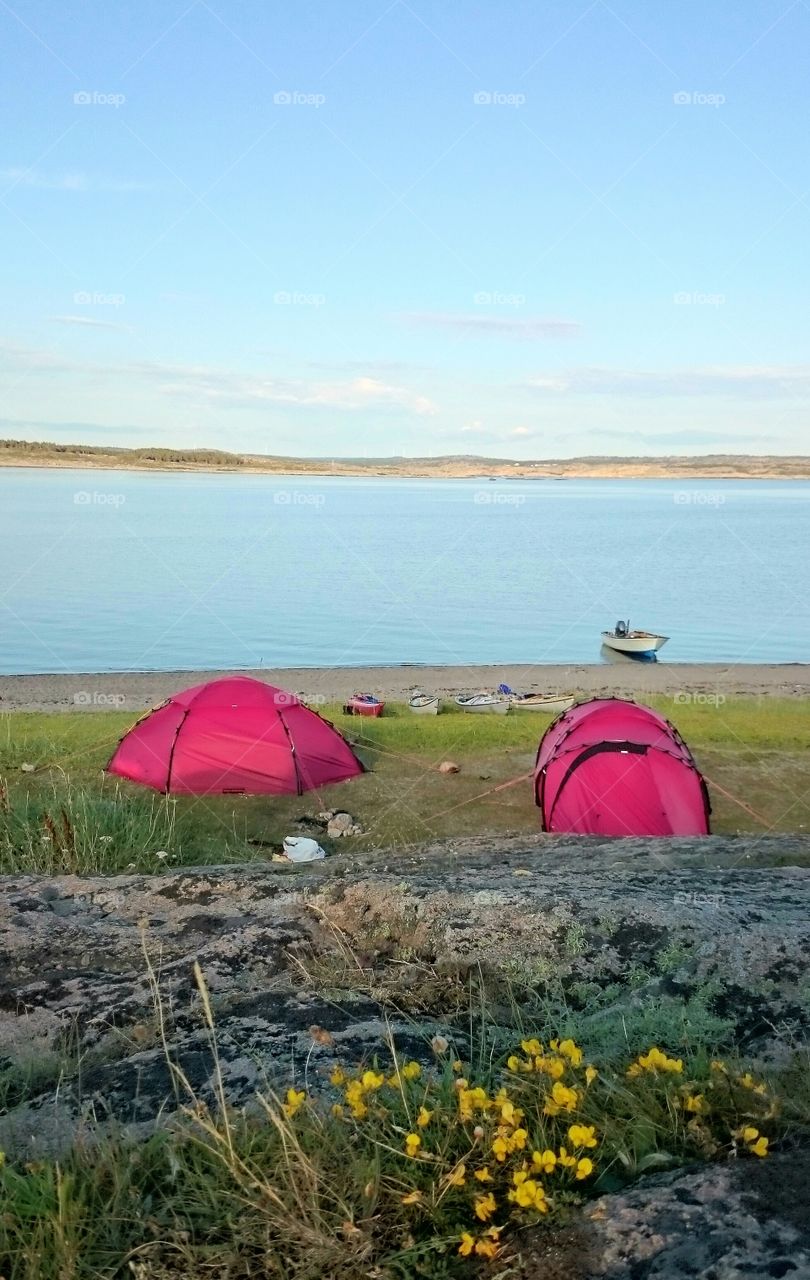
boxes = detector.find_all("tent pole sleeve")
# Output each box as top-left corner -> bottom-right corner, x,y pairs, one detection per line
277,709 -> 304,796
165,708 -> 190,794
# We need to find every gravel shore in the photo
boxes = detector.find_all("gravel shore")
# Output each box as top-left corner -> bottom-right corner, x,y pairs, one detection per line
1,662 -> 808,712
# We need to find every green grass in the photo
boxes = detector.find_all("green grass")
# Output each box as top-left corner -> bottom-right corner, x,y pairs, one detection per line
0,1014 -> 805,1280
1,697 -> 808,875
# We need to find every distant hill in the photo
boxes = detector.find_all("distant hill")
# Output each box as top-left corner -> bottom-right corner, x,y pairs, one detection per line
2,438 -> 809,479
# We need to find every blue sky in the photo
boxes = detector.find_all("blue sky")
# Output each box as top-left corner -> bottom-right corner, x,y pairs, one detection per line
1,0 -> 809,457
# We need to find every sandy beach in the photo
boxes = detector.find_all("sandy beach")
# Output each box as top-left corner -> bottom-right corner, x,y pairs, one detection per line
1,662 -> 808,713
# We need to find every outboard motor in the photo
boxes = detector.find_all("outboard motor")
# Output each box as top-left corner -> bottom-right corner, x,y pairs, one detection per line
615,620 -> 628,637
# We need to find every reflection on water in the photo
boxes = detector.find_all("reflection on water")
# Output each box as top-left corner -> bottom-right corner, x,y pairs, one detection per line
599,645 -> 659,665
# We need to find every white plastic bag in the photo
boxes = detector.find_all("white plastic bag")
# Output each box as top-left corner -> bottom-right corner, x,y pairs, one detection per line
283,836 -> 326,862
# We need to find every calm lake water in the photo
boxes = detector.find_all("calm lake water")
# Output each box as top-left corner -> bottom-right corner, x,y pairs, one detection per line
1,468 -> 808,674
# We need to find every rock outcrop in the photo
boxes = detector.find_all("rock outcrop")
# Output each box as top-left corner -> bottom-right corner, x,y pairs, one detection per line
525,1153 -> 810,1278
1,834 -> 809,1162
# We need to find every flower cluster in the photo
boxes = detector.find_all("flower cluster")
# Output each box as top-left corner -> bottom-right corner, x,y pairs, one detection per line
272,1040 -> 776,1268
622,1053 -> 777,1166
626,1046 -> 684,1077
736,1125 -> 769,1158
322,1037 -> 607,1261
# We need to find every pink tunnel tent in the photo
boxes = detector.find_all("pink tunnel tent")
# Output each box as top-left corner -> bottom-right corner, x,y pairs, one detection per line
106,676 -> 365,796
533,698 -> 710,837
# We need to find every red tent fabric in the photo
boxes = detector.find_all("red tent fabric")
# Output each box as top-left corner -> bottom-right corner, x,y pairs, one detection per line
106,676 -> 364,796
534,698 -> 710,836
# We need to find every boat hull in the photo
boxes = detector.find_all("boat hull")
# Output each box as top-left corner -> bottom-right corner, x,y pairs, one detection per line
343,698 -> 384,717
510,695 -> 576,714
454,697 -> 510,715
601,632 -> 668,655
409,696 -> 440,715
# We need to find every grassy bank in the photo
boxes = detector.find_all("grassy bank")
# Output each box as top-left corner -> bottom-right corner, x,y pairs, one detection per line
0,984 -> 805,1280
1,697 -> 808,875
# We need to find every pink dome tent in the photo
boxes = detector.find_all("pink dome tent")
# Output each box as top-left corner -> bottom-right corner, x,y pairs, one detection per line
534,698 -> 710,836
106,676 -> 365,796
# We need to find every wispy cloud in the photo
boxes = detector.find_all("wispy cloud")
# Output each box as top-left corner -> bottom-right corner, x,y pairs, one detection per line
526,365 -> 810,397
0,338 -> 76,373
48,315 -> 130,332
303,358 -> 432,374
150,366 -> 438,415
404,313 -> 581,339
1,168 -> 151,192
0,341 -> 437,415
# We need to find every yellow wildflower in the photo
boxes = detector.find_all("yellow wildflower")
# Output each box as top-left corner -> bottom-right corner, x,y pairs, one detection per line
417,1106 -> 433,1128
739,1072 -> 768,1096
710,1059 -> 728,1073
507,1054 -> 521,1072
575,1157 -> 594,1180
361,1070 -> 385,1090
474,1192 -> 497,1221
475,1238 -> 499,1259
510,1178 -> 548,1211
329,1066 -> 346,1086
405,1133 -> 421,1157
402,1061 -> 421,1081
491,1134 -> 509,1162
401,1189 -> 422,1204
556,1038 -> 584,1066
568,1123 -> 597,1149
331,1102 -> 344,1118
750,1136 -> 769,1158
557,1145 -> 577,1168
458,1232 -> 475,1257
283,1088 -> 305,1118
585,1065 -> 598,1086
500,1099 -> 524,1126
521,1038 -> 542,1056
684,1094 -> 705,1114
475,1236 -> 500,1259
536,1055 -> 566,1079
546,1081 -> 578,1114
446,1163 -> 466,1187
511,1127 -> 528,1151
474,1166 -> 493,1182
458,1085 -> 490,1121
634,1047 -> 683,1075
345,1080 -> 368,1118
452,1059 -> 463,1072
743,1126 -> 759,1143
532,1148 -> 557,1174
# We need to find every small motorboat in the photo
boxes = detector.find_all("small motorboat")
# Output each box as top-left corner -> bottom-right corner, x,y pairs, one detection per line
601,620 -> 668,657
409,691 -> 441,715
454,693 -> 510,715
343,693 -> 385,717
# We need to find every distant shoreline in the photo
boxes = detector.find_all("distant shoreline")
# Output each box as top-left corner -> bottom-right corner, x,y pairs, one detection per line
4,460 -> 810,481
2,440 -> 810,482
2,662 -> 808,713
